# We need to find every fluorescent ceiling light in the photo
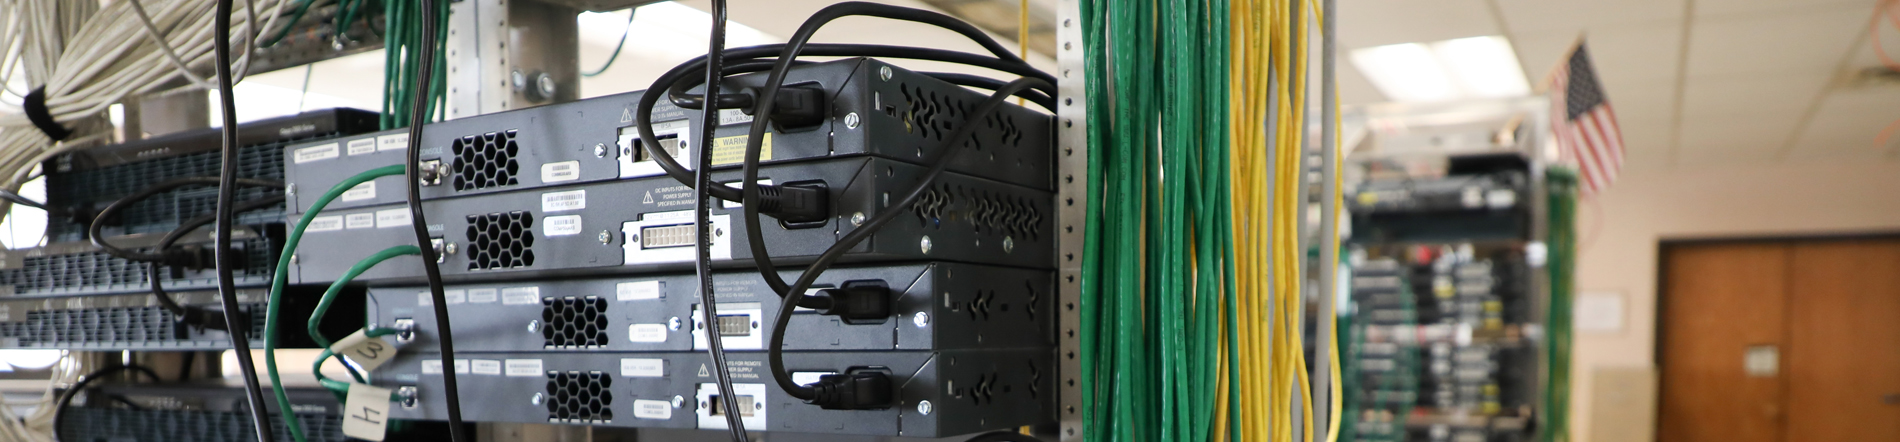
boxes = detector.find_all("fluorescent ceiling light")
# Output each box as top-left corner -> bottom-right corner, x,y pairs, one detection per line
578,2 -> 779,59
1350,36 -> 1530,103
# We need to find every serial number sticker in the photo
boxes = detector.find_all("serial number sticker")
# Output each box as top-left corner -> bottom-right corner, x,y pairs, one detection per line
629,323 -> 667,343
423,359 -> 470,374
470,359 -> 502,375
501,287 -> 540,305
443,289 -> 466,305
633,399 -> 672,420
294,143 -> 340,163
466,288 -> 498,304
341,181 -> 376,201
504,359 -> 543,377
617,280 -> 661,301
710,133 -> 771,166
542,161 -> 580,183
346,213 -> 376,229
542,189 -> 586,212
622,358 -> 665,377
375,209 -> 411,228
308,215 -> 344,232
376,133 -> 409,151
347,138 -> 377,155
544,215 -> 582,236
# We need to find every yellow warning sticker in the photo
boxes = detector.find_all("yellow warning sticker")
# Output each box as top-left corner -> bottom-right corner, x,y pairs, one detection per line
711,133 -> 772,166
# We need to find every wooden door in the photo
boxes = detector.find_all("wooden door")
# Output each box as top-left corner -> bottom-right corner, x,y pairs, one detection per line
1658,243 -> 1789,442
1785,240 -> 1900,441
1658,238 -> 1900,442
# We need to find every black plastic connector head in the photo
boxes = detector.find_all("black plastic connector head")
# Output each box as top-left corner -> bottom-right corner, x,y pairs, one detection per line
799,280 -> 891,324
744,85 -> 827,130
806,371 -> 893,410
178,306 -> 236,332
160,245 -> 219,270
756,182 -> 829,225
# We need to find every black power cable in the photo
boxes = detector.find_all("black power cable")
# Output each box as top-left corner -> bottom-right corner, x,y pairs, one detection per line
146,195 -> 286,332
693,0 -> 750,440
50,364 -> 162,442
764,77 -> 1051,400
401,0 -> 468,440
211,0 -> 276,438
88,177 -> 284,263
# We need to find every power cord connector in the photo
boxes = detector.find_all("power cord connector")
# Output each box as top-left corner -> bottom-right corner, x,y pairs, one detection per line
799,281 -> 890,323
806,371 -> 893,410
744,85 -> 826,129
755,182 -> 829,224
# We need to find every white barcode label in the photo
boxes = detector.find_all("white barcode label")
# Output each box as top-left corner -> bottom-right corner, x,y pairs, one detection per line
418,292 -> 431,306
294,143 -> 339,163
617,281 -> 661,301
629,324 -> 667,343
342,182 -> 376,201
621,358 -> 664,377
633,399 -> 672,420
544,215 -> 582,236
501,287 -> 540,305
346,213 -> 376,229
718,108 -> 753,125
542,161 -> 580,183
471,360 -> 501,375
504,359 -> 543,377
376,133 -> 409,151
542,190 -> 586,212
308,215 -> 344,232
347,138 -> 377,155
375,209 -> 411,228
423,359 -> 470,375
467,288 -> 498,304
443,289 -> 466,305
342,384 -> 392,441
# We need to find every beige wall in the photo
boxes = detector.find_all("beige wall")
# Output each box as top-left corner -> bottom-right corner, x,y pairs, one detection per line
1568,160 -> 1900,442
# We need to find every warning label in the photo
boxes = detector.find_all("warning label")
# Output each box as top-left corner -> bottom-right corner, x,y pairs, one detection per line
709,133 -> 772,166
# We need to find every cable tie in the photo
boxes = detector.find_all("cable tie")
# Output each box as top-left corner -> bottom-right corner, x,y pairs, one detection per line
23,87 -> 71,141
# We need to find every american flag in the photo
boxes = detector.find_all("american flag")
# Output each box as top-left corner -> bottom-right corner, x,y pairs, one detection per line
1547,42 -> 1623,196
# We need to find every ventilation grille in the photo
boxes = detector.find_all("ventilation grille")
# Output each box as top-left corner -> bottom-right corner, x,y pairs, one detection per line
542,296 -> 609,348
45,142 -> 290,243
891,83 -> 1025,150
0,236 -> 276,296
464,211 -> 535,270
546,371 -> 613,423
59,408 -> 345,442
0,303 -> 266,346
911,184 -> 1044,240
450,130 -> 521,191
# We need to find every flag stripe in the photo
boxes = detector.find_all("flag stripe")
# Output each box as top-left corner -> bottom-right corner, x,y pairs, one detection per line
1546,42 -> 1622,196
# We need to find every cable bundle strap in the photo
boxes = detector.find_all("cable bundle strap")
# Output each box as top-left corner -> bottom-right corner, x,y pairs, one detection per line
23,87 -> 70,141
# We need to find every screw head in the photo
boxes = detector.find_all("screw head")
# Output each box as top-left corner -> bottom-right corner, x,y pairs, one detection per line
285,183 -> 297,196
913,311 -> 929,328
672,395 -> 685,408
599,230 -> 614,244
844,112 -> 860,129
850,212 -> 866,226
527,320 -> 542,333
880,66 -> 893,81
920,236 -> 932,254
536,73 -> 558,98
531,392 -> 546,405
398,386 -> 418,408
916,400 -> 932,415
668,316 -> 683,331
511,70 -> 528,91
1003,236 -> 1015,253
444,242 -> 458,255
594,143 -> 607,157
290,254 -> 300,265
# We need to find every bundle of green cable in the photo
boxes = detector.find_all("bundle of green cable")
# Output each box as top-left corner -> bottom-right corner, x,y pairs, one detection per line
262,165 -> 411,442
381,0 -> 449,129
1079,0 -> 1344,440
1542,169 -> 1579,442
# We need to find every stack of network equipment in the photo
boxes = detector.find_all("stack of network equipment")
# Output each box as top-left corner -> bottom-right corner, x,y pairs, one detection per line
283,58 -> 1057,437
58,384 -> 453,442
0,109 -> 379,350
1344,153 -> 1539,442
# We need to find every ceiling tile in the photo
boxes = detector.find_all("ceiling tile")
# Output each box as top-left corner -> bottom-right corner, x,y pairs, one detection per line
1339,62 -> 1389,105
1677,108 -> 1805,154
1618,120 -> 1676,171
1494,0 -> 1686,35
1681,74 -> 1830,118
1339,0 -> 1500,48
1516,23 -> 1683,99
1785,97 -> 1900,156
1604,79 -> 1678,127
1696,0 -> 1874,18
1675,144 -> 1781,165
1845,19 -> 1900,71
1684,6 -> 1868,77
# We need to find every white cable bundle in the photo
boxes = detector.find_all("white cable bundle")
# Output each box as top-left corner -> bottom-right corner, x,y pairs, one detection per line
0,352 -> 75,442
0,0 -> 296,224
